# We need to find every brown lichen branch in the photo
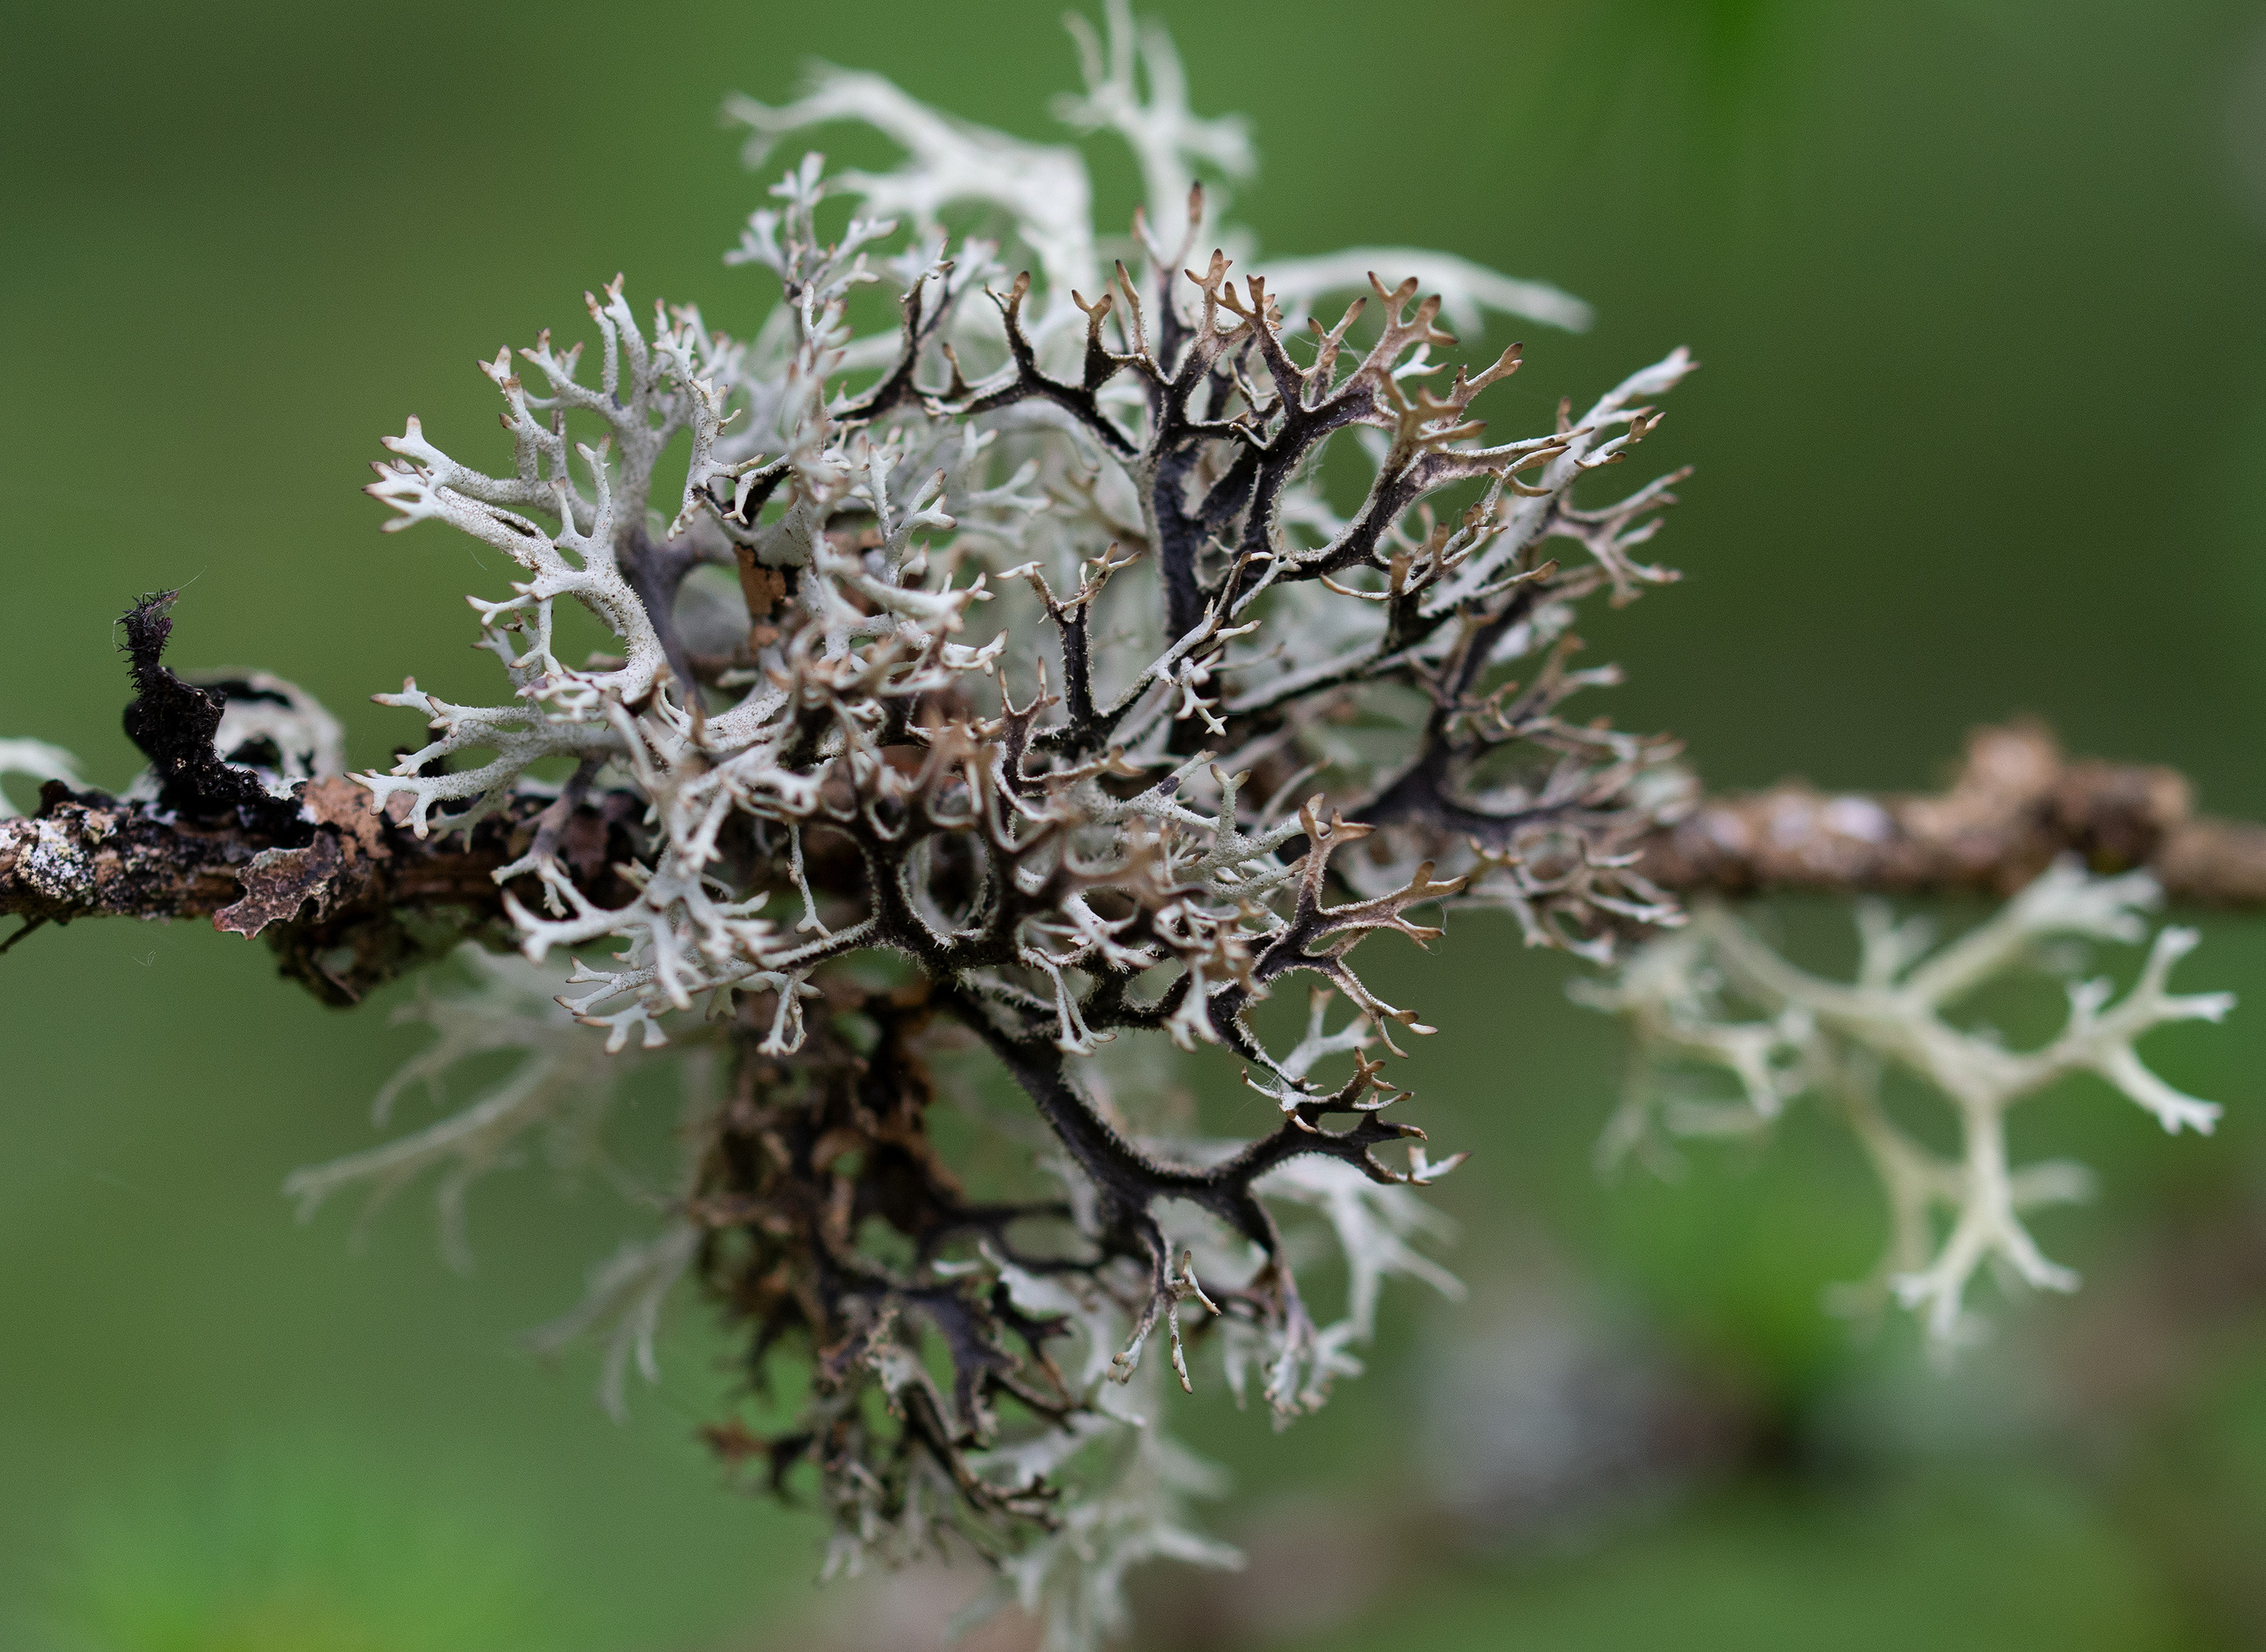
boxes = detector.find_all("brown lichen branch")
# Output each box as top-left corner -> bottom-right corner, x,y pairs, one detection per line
1638,723 -> 2266,909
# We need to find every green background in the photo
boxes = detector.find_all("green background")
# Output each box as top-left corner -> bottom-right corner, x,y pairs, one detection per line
7,1 -> 2266,1647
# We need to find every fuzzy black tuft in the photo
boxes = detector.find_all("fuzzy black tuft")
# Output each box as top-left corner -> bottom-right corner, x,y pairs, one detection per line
119,592 -> 304,835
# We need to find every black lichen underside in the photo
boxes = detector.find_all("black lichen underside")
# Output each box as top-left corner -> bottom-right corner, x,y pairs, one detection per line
119,592 -> 305,838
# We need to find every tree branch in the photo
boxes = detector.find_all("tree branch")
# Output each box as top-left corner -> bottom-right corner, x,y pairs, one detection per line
10,723 -> 2261,991
1637,722 -> 2266,908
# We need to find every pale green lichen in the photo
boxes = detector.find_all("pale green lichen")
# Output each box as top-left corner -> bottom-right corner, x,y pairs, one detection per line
1583,861 -> 2232,1354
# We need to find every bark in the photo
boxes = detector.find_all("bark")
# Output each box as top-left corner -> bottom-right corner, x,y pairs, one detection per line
0,776 -> 640,1002
1638,723 -> 2266,908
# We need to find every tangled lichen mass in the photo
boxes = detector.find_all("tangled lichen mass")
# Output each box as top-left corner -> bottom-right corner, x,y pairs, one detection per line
326,5 -> 1693,1619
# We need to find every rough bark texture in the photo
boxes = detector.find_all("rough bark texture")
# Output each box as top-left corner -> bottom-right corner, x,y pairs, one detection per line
0,774 -> 646,1002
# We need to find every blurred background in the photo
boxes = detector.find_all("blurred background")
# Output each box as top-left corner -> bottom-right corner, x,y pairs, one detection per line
8,0 -> 2266,1646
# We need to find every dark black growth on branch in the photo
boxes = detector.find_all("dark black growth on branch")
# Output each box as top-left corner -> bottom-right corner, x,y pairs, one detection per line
119,591 -> 305,837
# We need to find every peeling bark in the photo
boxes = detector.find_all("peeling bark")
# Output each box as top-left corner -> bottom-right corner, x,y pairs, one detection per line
0,778 -> 645,1002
